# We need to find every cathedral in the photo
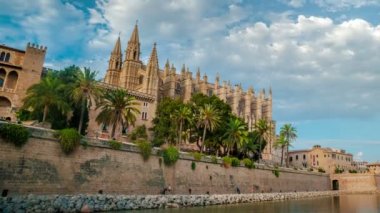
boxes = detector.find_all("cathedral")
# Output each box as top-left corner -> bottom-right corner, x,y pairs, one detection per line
87,23 -> 278,162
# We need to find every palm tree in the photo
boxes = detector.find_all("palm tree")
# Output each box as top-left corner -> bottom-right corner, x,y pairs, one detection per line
71,68 -> 101,134
223,117 -> 248,156
197,104 -> 221,153
174,105 -> 192,145
275,134 -> 287,166
22,74 -> 70,123
95,89 -> 140,139
280,124 -> 297,167
253,119 -> 270,162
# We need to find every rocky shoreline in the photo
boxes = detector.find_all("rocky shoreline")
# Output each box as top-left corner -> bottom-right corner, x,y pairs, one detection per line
0,191 -> 339,212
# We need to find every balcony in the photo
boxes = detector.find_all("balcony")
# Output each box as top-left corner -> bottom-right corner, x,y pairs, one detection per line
0,87 -> 15,93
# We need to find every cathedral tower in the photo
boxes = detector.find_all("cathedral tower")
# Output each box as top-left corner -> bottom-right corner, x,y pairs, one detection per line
119,23 -> 142,90
104,35 -> 122,85
142,43 -> 160,96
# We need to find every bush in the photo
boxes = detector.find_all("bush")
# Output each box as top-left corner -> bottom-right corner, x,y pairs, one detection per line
222,156 -> 232,168
318,167 -> 326,173
58,128 -> 81,154
0,123 -> 29,147
308,168 -> 314,172
129,125 -> 148,141
335,167 -> 344,174
137,139 -> 152,161
162,146 -> 179,166
211,155 -> 218,164
231,157 -> 240,167
152,137 -> 165,147
272,166 -> 280,178
109,140 -> 122,150
192,152 -> 203,161
349,169 -> 357,173
191,161 -> 196,170
243,158 -> 255,169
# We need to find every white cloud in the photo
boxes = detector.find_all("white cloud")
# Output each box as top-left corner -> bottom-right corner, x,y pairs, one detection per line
281,0 -> 306,8
315,0 -> 380,11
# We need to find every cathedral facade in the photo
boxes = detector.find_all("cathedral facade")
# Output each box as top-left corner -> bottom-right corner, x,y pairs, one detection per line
87,24 -> 279,162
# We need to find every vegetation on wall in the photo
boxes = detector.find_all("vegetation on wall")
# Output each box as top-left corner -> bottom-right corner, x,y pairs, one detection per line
243,158 -> 255,169
162,146 -> 180,166
109,140 -> 122,150
231,157 -> 240,167
137,139 -> 152,161
335,167 -> 344,174
318,167 -> 326,173
222,156 -> 232,168
191,161 -> 196,170
192,152 -> 203,161
272,166 -> 280,178
57,128 -> 81,154
0,123 -> 29,147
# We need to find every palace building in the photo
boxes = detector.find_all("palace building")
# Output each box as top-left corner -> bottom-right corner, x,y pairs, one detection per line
0,43 -> 47,121
87,24 -> 279,162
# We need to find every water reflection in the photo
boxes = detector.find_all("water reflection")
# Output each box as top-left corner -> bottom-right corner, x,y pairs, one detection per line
133,194 -> 380,213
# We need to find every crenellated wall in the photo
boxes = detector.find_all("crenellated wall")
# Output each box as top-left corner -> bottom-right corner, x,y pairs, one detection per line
0,127 -> 331,196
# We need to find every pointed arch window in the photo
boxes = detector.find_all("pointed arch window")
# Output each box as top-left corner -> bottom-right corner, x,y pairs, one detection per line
0,52 -> 5,61
4,53 -> 10,62
0,68 -> 6,87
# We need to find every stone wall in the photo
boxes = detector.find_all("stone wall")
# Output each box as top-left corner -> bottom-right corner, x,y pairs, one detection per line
0,191 -> 339,212
0,130 -> 330,196
330,174 -> 379,192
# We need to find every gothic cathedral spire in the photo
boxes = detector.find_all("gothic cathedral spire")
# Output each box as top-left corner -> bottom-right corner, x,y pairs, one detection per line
125,23 -> 140,61
104,35 -> 122,85
143,43 -> 159,95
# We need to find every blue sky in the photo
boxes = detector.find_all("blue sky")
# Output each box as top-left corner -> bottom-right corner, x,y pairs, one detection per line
1,0 -> 380,162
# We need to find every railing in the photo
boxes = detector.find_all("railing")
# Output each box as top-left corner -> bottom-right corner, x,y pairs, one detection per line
0,87 -> 15,93
97,82 -> 155,102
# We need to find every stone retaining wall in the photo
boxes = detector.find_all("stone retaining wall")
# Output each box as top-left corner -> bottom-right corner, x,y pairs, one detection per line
0,191 -> 339,212
0,123 -> 331,196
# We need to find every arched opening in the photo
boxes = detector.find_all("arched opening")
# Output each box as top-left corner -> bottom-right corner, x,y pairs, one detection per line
133,51 -> 137,60
0,52 -> 5,61
5,71 -> 18,90
139,75 -> 144,84
0,96 -> 12,118
332,180 -> 339,190
0,68 -> 6,88
4,53 -> 10,62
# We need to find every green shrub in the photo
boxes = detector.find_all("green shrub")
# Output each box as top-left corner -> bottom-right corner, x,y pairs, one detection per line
231,157 -> 240,167
0,123 -> 29,147
349,169 -> 357,173
129,125 -> 148,141
335,167 -> 344,174
152,137 -> 165,147
109,140 -> 122,150
272,166 -> 280,178
192,152 -> 203,161
191,161 -> 196,170
162,146 -> 179,166
211,155 -> 218,164
243,158 -> 255,169
222,156 -> 232,168
318,167 -> 326,173
137,139 -> 152,161
58,128 -> 81,154
308,168 -> 314,172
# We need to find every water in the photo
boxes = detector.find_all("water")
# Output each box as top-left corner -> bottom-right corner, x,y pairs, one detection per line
134,194 -> 380,213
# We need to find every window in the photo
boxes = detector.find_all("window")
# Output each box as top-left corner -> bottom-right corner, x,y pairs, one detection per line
316,155 -> 318,158
5,71 -> 18,90
143,102 -> 148,107
0,52 -> 5,61
0,68 -> 5,87
296,155 -> 298,160
4,53 -> 10,62
141,112 -> 148,120
289,157 -> 293,162
303,155 -> 306,160
324,155 -> 326,158
317,161 -> 319,166
208,89 -> 213,97
139,75 -> 144,84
